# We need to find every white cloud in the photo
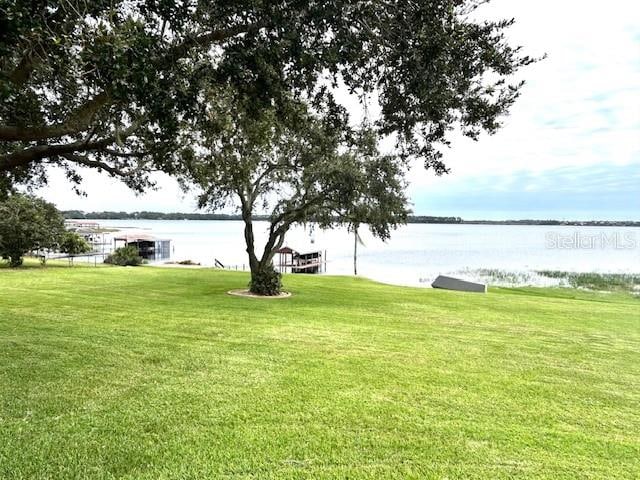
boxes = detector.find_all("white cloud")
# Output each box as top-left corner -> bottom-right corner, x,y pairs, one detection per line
44,168 -> 198,213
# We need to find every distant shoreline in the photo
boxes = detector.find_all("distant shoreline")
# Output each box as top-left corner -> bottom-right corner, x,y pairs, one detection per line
62,211 -> 640,227
458,220 -> 640,227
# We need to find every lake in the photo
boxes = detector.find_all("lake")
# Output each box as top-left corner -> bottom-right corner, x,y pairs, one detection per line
93,220 -> 640,287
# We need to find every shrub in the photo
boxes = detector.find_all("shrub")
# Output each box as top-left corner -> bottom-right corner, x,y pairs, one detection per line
249,265 -> 282,296
176,259 -> 200,265
104,246 -> 143,266
4,254 -> 23,267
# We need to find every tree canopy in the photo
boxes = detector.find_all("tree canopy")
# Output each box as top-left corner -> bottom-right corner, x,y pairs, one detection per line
1,0 -> 534,195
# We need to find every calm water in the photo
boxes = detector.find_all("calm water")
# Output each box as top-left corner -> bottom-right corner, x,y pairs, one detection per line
99,220 -> 640,287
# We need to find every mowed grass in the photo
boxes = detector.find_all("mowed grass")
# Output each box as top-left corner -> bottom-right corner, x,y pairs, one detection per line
0,264 -> 639,479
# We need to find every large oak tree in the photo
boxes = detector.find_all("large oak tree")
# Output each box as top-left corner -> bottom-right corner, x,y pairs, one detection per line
1,0 -> 534,195
185,90 -> 409,294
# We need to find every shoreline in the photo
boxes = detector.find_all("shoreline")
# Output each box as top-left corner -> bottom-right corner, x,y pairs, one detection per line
4,259 -> 640,295
148,263 -> 640,294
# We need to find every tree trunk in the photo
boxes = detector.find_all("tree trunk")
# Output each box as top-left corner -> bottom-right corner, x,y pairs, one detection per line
241,206 -> 259,273
248,257 -> 282,295
241,205 -> 282,295
353,225 -> 358,276
9,254 -> 23,268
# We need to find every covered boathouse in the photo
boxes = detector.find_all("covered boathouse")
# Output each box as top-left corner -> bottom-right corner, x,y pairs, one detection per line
113,234 -> 171,261
275,246 -> 325,274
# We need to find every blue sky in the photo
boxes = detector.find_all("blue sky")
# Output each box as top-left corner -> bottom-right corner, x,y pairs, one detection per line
41,0 -> 640,220
414,163 -> 640,220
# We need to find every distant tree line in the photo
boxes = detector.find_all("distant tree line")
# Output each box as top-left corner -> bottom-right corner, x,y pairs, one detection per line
408,216 -> 463,224
63,211 -> 461,224
63,211 -> 272,221
62,211 -> 640,227
461,220 -> 640,227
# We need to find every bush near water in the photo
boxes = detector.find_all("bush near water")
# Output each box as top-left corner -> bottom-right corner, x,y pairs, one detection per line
104,246 -> 144,266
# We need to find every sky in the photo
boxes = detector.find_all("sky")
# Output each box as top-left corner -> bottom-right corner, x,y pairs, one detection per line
39,0 -> 640,220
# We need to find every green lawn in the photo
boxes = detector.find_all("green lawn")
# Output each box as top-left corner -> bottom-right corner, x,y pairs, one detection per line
1,264 -> 639,479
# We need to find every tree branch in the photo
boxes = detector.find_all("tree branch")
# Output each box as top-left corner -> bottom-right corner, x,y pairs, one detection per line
103,148 -> 148,158
0,122 -> 139,172
59,153 -> 127,177
7,49 -> 43,87
163,21 -> 265,61
0,91 -> 111,142
1,23 -> 258,143
6,4 -> 83,88
260,193 -> 326,262
0,137 -> 110,171
2,15 -> 262,143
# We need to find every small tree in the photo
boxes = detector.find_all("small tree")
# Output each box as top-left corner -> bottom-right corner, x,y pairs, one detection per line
348,190 -> 409,277
0,194 -> 66,267
344,131 -> 410,275
185,94 -> 409,295
59,232 -> 92,266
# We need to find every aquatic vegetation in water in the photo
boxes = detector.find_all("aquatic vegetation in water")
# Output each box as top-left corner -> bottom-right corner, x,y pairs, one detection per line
453,269 -> 562,287
537,271 -> 640,293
